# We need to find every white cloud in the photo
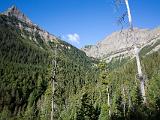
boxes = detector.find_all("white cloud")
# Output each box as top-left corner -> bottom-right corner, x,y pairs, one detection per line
66,33 -> 80,44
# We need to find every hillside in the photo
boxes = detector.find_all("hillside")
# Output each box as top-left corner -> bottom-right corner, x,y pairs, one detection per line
0,6 -> 98,119
0,6 -> 160,120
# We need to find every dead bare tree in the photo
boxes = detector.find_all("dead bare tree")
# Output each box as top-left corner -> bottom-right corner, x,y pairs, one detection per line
115,0 -> 146,104
122,85 -> 126,117
51,44 -> 57,120
107,85 -> 111,116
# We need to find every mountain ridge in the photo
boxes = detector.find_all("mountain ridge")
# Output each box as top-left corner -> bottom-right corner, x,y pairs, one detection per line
3,5 -> 32,23
1,5 -> 58,44
82,27 -> 160,61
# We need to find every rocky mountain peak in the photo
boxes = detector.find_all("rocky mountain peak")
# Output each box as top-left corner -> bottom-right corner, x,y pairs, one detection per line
8,5 -> 17,11
3,5 -> 32,24
82,28 -> 160,61
1,5 -> 57,43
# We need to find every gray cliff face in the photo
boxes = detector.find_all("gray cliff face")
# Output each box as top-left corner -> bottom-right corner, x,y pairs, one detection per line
82,28 -> 160,60
3,5 -> 32,24
2,5 -> 57,43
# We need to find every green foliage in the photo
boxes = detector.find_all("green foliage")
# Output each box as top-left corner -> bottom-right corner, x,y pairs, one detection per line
0,15 -> 97,119
0,14 -> 160,120
76,93 -> 100,120
97,61 -> 107,71
99,104 -> 110,120
140,39 -> 160,56
107,56 -> 130,70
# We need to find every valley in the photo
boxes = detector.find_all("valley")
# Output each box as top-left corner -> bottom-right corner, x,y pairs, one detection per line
0,4 -> 160,120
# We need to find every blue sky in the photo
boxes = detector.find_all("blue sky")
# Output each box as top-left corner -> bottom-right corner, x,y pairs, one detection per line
0,0 -> 160,48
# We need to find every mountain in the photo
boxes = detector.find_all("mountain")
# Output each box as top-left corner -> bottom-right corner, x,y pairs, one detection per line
2,5 -> 57,44
0,6 -> 160,120
0,6 -> 97,119
82,28 -> 160,61
3,5 -> 32,25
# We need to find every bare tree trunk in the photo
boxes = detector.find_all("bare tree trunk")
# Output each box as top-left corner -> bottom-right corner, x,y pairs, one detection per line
122,86 -> 126,117
51,45 -> 57,120
134,45 -> 146,103
124,0 -> 146,104
140,79 -> 146,103
124,0 -> 132,28
128,89 -> 131,108
107,86 -> 111,116
134,46 -> 142,77
51,78 -> 55,120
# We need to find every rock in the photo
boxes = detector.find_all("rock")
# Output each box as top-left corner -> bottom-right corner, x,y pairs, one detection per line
3,5 -> 32,25
82,28 -> 160,60
2,5 -> 57,43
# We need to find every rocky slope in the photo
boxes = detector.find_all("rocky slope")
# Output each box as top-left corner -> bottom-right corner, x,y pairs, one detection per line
2,5 -> 57,44
82,28 -> 160,61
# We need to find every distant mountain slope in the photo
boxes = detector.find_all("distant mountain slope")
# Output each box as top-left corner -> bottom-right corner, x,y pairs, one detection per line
82,28 -> 160,61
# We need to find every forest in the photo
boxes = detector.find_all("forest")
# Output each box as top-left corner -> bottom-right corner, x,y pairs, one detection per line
0,14 -> 160,120
0,0 -> 160,119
